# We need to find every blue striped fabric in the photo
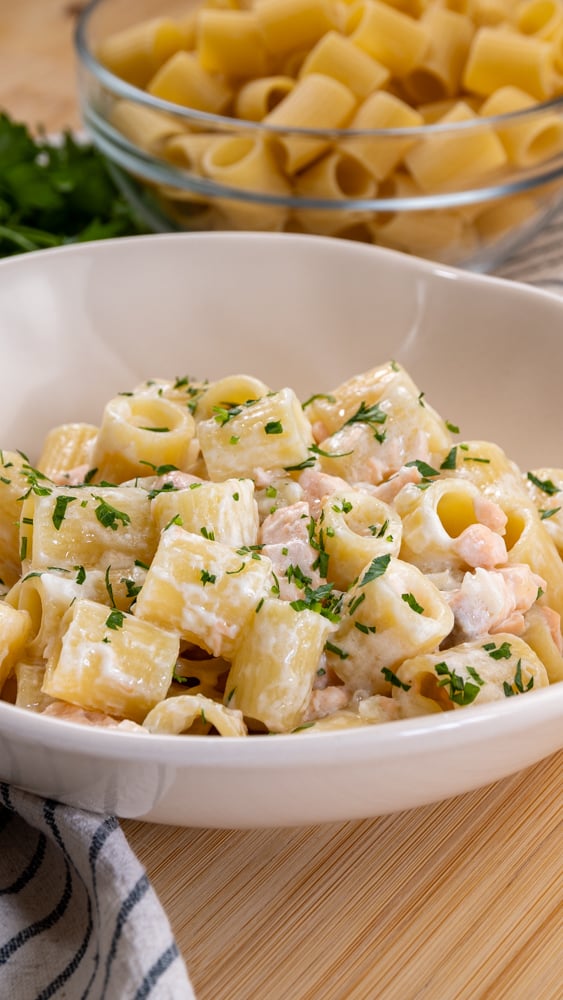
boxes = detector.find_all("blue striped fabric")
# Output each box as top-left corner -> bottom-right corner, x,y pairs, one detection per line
0,784 -> 195,999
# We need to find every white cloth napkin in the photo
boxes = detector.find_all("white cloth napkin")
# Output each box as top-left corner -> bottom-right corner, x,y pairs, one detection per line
0,783 -> 195,999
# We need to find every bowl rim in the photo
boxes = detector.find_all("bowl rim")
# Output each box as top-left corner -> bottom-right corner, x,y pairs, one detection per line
76,0 -> 563,141
0,229 -> 562,766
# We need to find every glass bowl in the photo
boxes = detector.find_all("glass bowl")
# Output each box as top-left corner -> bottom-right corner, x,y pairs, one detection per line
75,0 -> 563,271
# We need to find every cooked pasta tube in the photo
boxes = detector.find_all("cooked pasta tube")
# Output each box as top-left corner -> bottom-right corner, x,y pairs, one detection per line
36,423 -> 98,483
197,387 -> 314,481
462,25 -> 554,99
348,0 -> 430,76
96,17 -> 185,88
299,29 -> 390,98
225,598 -> 333,732
319,489 -> 402,589
151,477 -> 259,548
14,660 -> 52,713
0,450 -> 39,587
197,9 -> 270,77
147,51 -> 232,114
91,393 -> 198,484
16,568 -> 112,659
134,525 -> 273,658
264,73 -> 357,174
326,555 -> 454,693
394,476 -> 509,574
144,693 -> 247,735
42,599 -> 179,723
480,87 -> 563,166
393,633 -> 549,716
234,76 -> 295,121
194,374 -> 271,421
0,602 -> 31,691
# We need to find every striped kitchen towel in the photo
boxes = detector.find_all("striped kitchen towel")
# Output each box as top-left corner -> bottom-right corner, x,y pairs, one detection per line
0,783 -> 195,999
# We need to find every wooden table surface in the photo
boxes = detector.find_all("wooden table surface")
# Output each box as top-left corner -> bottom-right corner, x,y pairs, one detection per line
2,4 -> 562,998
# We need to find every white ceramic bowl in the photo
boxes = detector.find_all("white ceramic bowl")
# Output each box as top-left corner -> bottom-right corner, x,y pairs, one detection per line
0,232 -> 562,828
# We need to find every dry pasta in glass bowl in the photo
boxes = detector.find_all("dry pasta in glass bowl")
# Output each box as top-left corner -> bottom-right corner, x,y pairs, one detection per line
76,0 -> 563,270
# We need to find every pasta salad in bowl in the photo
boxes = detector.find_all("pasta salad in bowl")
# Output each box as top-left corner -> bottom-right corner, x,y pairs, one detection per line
0,231 -> 561,827
75,0 -> 563,271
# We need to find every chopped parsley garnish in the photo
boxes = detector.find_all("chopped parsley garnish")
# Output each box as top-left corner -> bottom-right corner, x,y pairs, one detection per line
445,420 -> 460,434
354,621 -> 377,634
382,667 -> 411,691
527,472 -> 559,495
343,400 -> 387,441
105,609 -> 124,630
440,447 -> 457,471
401,592 -> 424,614
325,640 -> 349,660
503,659 -> 534,697
52,494 -> 77,530
434,661 -> 485,706
200,569 -> 217,586
302,393 -> 336,408
264,421 -> 283,435
482,640 -> 512,660
540,506 -> 561,520
358,553 -> 391,587
93,496 -> 131,531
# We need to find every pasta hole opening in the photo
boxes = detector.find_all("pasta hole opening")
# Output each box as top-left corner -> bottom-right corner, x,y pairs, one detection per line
128,397 -> 185,432
504,511 -> 526,550
436,492 -> 477,538
420,671 -> 452,710
404,70 -> 448,106
207,137 -> 255,168
526,124 -> 563,163
18,585 -> 43,640
336,222 -> 374,243
266,85 -> 294,113
517,0 -> 559,34
334,156 -> 375,198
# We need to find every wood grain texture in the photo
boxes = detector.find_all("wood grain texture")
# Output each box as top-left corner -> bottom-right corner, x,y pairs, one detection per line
2,6 -> 563,998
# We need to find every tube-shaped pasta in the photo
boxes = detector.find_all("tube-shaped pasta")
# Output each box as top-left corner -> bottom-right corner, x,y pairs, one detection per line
144,692 -> 247,735
36,423 -> 98,483
91,393 -> 197,484
521,605 -> 563,683
393,633 -> 549,716
264,73 -> 357,174
151,477 -> 259,548
0,450 -> 38,587
480,87 -> 563,166
197,9 -> 270,77
375,207 -> 473,262
0,602 -> 31,691
341,91 -> 424,181
492,490 -> 563,619
311,363 -> 452,484
197,387 -> 314,481
474,192 -> 538,241
234,76 -> 295,121
462,25 -> 554,99
163,132 -> 219,172
110,100 -> 185,155
96,17 -> 185,88
405,101 -> 507,191
348,0 -> 430,76
195,374 -> 271,421
293,150 -> 377,234
14,660 -> 52,713
472,0 -> 514,26
402,6 -> 475,103
16,568 -> 112,659
147,51 -> 232,114
514,0 -> 563,39
327,555 -> 454,693
525,467 -> 563,554
319,489 -> 402,589
299,29 -> 390,98
134,525 -> 273,658
255,0 -> 337,57
42,599 -> 179,723
201,135 -> 291,230
225,598 -> 333,732
395,476 -> 509,574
